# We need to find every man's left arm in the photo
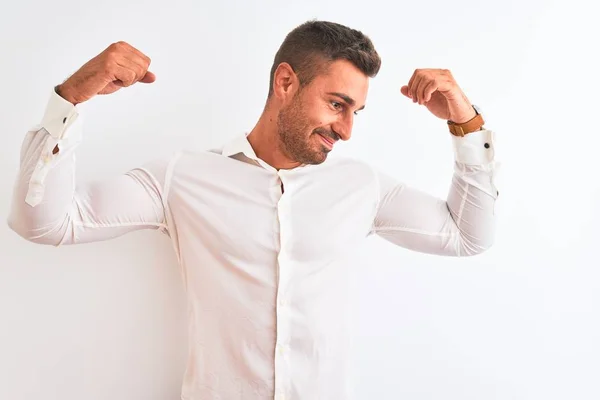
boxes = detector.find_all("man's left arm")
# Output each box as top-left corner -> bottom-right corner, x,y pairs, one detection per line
371,69 -> 499,257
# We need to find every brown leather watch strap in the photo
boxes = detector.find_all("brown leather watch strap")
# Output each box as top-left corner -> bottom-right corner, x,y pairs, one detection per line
447,113 -> 485,137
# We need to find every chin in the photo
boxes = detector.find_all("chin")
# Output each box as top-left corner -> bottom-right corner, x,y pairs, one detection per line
306,149 -> 329,165
310,157 -> 327,165
289,140 -> 331,165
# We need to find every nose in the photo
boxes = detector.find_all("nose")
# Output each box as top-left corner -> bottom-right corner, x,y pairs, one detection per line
332,114 -> 353,141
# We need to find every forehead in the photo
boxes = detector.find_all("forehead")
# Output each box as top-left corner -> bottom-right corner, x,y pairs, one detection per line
309,59 -> 369,104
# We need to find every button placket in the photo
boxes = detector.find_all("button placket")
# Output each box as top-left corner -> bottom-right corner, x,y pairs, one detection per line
273,171 -> 292,399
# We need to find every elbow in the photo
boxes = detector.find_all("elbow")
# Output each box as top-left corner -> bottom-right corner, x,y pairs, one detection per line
451,230 -> 495,257
6,210 -> 67,247
461,243 -> 494,257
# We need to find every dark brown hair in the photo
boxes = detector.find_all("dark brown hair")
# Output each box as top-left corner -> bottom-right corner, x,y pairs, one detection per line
268,20 -> 381,97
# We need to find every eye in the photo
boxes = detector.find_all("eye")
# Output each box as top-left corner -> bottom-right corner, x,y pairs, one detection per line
331,100 -> 360,116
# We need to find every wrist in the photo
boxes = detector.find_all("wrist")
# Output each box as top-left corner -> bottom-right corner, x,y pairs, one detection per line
55,84 -> 79,106
449,104 -> 477,124
447,105 -> 484,137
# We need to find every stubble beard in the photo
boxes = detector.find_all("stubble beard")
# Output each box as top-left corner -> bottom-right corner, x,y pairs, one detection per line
276,96 -> 330,165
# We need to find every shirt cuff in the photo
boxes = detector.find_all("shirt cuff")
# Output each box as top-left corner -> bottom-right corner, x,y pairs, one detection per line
451,129 -> 495,165
39,87 -> 80,140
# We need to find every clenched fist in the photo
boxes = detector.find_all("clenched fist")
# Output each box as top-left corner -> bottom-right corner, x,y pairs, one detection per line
56,41 -> 155,105
400,68 -> 475,124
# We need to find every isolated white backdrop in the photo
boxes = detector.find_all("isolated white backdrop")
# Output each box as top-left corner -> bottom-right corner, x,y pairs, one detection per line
1,0 -> 599,399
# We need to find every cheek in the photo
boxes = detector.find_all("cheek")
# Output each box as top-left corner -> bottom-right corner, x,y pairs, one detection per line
300,106 -> 330,132
308,106 -> 330,127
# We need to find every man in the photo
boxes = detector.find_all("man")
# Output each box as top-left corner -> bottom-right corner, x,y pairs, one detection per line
8,20 -> 498,400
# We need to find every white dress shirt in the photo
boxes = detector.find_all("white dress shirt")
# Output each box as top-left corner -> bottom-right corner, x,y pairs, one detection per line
7,88 -> 499,400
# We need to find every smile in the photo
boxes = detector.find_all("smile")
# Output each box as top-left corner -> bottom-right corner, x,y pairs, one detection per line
318,133 -> 335,149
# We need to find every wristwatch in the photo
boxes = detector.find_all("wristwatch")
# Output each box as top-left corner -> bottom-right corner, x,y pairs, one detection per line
447,105 -> 485,137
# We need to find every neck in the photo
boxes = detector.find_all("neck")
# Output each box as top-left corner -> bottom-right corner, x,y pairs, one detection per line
246,104 -> 301,170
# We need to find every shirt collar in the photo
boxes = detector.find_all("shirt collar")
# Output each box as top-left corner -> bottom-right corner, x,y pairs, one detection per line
222,133 -> 259,161
221,133 -> 312,171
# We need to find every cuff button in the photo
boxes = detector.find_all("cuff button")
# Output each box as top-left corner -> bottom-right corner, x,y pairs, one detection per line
63,117 -> 67,123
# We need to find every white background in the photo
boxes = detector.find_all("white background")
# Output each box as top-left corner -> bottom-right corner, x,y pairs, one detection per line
1,0 -> 599,399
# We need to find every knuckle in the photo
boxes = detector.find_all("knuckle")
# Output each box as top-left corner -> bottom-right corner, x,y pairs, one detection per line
103,58 -> 118,71
105,51 -> 117,62
108,41 -> 128,55
102,63 -> 114,76
121,72 -> 135,86
105,49 -> 119,63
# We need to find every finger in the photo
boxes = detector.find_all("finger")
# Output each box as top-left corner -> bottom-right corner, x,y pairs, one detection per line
423,80 -> 437,103
124,53 -> 149,77
400,85 -> 410,98
115,56 -> 148,85
409,74 -> 423,103
415,75 -> 432,105
116,65 -> 155,86
124,43 -> 151,66
115,41 -> 152,67
407,71 -> 419,100
415,76 -> 431,104
121,45 -> 152,77
106,43 -> 149,83
121,54 -> 155,84
117,53 -> 148,83
140,71 -> 156,83
112,64 -> 138,87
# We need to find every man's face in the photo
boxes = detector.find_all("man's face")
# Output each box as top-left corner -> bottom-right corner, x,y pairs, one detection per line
277,59 -> 369,165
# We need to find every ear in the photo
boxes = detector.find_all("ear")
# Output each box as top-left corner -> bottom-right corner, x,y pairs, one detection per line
272,62 -> 298,100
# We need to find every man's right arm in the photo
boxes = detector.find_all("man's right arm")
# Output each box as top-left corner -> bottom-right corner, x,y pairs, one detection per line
7,88 -> 170,246
7,42 -> 170,246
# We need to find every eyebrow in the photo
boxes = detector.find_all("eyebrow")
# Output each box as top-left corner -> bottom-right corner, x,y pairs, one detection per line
327,92 -> 366,111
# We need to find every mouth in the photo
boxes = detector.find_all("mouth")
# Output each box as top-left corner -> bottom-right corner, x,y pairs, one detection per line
318,133 -> 335,149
